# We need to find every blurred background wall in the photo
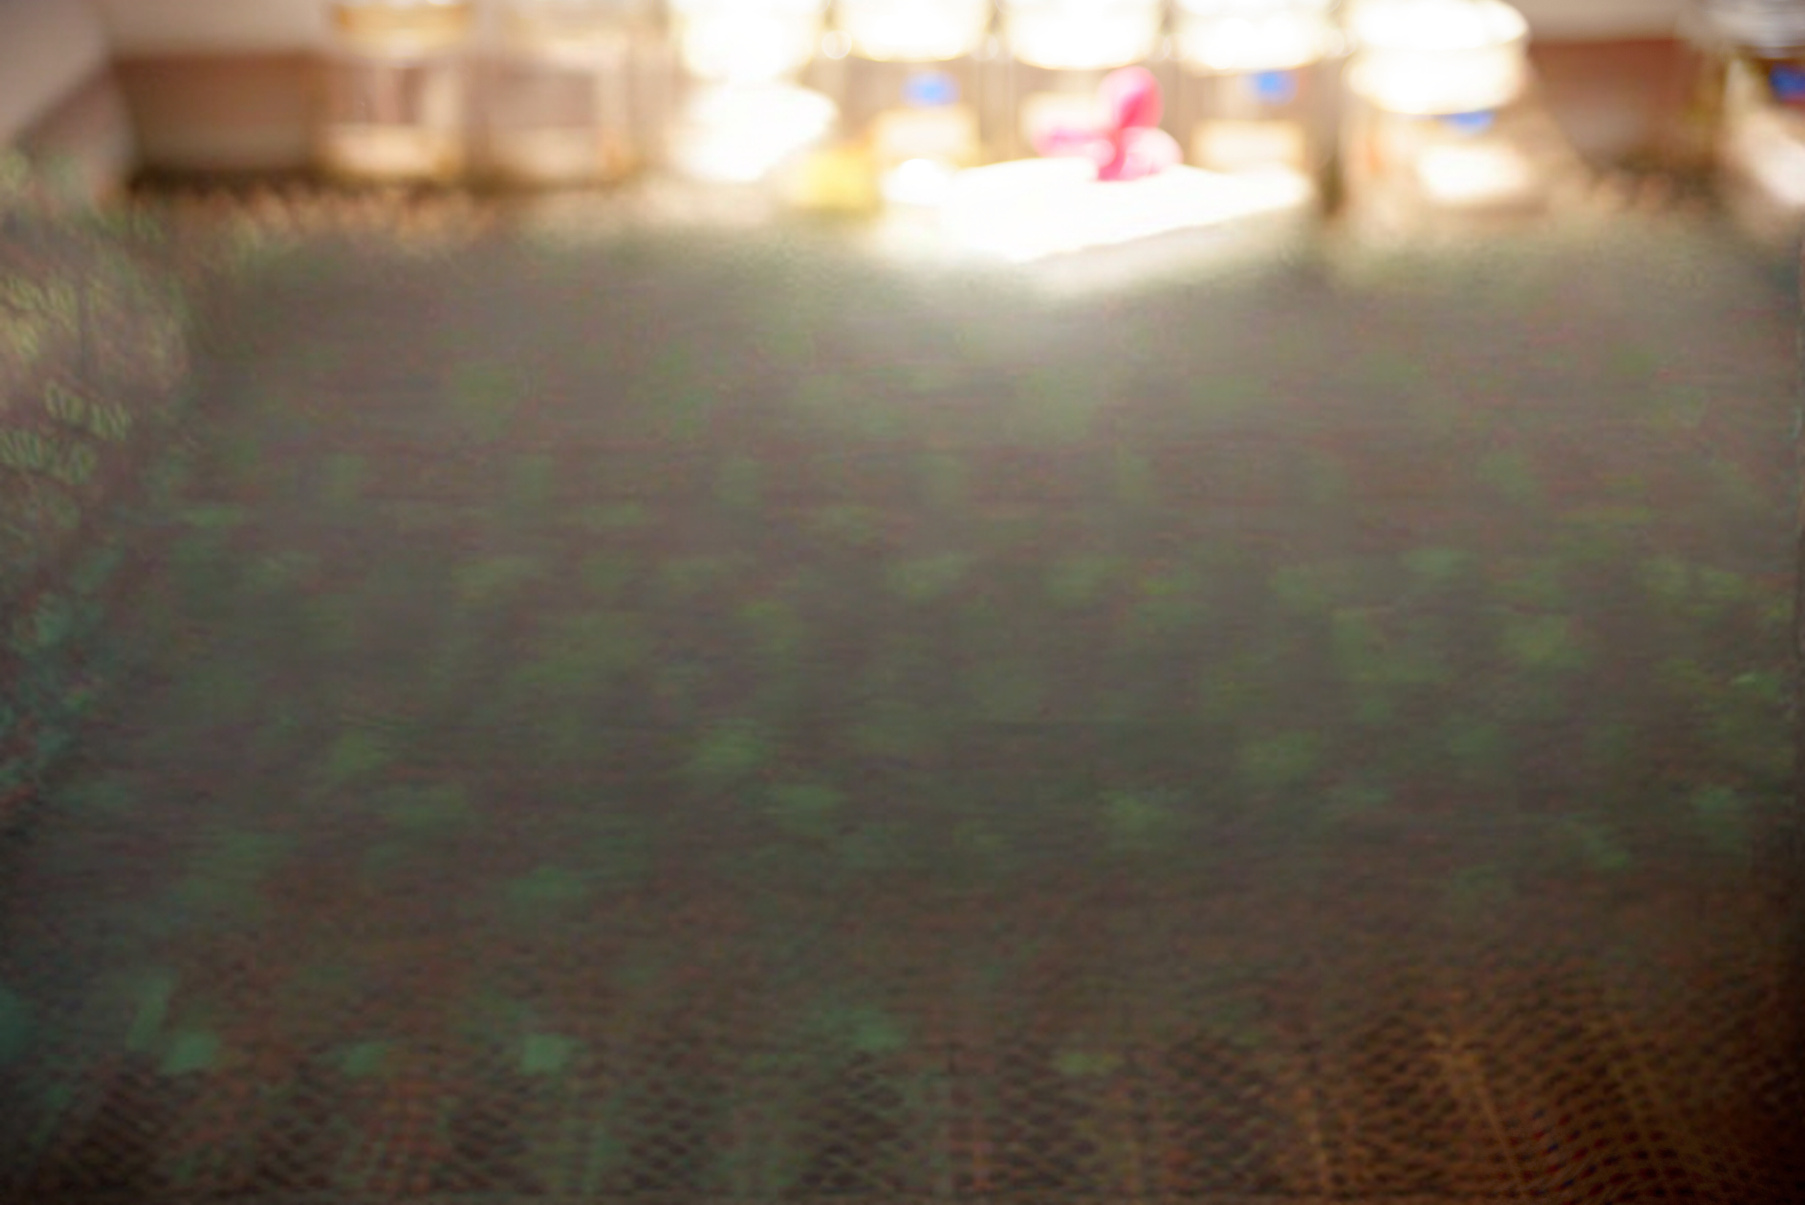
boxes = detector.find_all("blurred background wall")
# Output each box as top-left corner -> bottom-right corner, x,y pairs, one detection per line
0,0 -> 1714,190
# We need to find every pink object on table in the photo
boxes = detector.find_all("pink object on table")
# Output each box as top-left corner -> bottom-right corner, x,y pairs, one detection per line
1031,66 -> 1183,182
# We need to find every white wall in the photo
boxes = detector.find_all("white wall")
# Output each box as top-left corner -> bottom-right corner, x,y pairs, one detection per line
91,0 -> 1689,57
0,0 -> 111,144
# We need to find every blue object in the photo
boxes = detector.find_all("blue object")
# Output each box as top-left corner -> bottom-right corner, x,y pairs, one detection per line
1442,110 -> 1497,133
904,71 -> 959,108
1771,65 -> 1805,102
1249,70 -> 1298,104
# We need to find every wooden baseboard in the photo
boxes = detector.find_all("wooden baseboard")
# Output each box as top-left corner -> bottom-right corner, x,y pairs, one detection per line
114,52 -> 319,174
1528,38 -> 1695,166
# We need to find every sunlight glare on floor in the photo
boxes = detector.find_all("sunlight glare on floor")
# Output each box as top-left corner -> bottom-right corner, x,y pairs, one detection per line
939,157 -> 1314,263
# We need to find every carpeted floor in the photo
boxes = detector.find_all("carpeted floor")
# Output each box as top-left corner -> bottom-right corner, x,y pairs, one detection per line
0,198 -> 1800,1201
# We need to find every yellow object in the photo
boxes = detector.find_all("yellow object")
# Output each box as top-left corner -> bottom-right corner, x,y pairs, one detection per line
792,144 -> 883,213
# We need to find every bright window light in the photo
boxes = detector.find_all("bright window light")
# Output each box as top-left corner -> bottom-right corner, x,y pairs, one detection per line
837,0 -> 992,61
1345,0 -> 1529,115
1001,0 -> 1165,71
1176,0 -> 1337,72
670,0 -> 827,83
